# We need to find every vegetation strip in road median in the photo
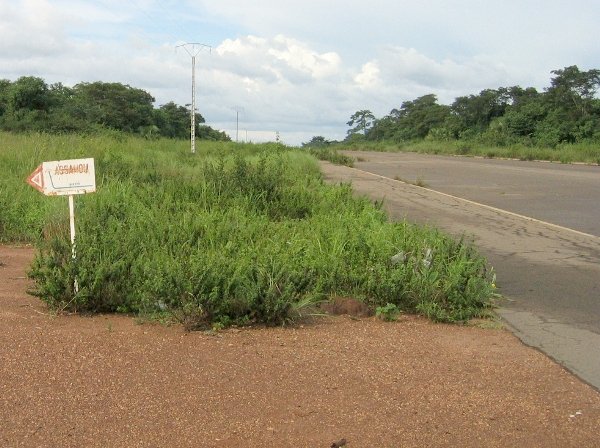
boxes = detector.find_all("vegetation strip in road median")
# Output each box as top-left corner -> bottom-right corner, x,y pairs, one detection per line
1,131 -> 496,327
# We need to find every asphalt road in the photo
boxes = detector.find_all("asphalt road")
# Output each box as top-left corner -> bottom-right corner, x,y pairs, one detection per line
321,151 -> 600,390
349,151 -> 600,237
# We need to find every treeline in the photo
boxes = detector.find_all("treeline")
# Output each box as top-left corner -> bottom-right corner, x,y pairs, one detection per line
0,76 -> 230,141
306,65 -> 600,148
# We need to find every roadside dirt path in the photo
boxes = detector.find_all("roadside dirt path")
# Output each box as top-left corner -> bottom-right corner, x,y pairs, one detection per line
1,246 -> 599,447
318,157 -> 600,390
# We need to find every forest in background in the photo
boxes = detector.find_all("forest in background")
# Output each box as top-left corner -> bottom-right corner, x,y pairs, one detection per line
0,77 -> 230,141
306,65 -> 600,149
2,66 -> 599,151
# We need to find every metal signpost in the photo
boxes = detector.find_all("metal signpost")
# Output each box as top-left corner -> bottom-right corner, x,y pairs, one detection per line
27,158 -> 96,293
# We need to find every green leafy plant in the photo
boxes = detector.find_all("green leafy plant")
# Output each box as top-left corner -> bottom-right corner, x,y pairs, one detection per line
2,132 -> 497,327
375,303 -> 401,321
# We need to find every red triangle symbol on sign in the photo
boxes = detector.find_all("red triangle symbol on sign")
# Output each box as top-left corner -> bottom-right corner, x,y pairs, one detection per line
27,165 -> 44,193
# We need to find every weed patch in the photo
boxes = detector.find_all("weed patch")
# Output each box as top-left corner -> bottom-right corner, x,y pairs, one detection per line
305,147 -> 354,166
1,131 -> 496,326
375,303 -> 401,321
336,139 -> 600,165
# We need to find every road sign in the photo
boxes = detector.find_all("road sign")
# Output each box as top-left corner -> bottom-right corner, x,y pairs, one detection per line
26,158 -> 96,295
26,158 -> 96,196
26,165 -> 44,193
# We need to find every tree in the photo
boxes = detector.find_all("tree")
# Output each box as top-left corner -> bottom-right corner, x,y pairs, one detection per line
302,136 -> 331,148
0,79 -> 11,118
153,102 -> 194,139
366,116 -> 397,141
0,77 -> 52,131
499,87 -> 544,139
367,95 -> 451,142
545,65 -> 600,120
346,110 -> 375,136
535,66 -> 600,144
197,125 -> 231,141
71,82 -> 155,132
7,76 -> 50,112
506,86 -> 540,107
393,94 -> 451,140
48,82 -> 75,109
503,101 -> 546,138
451,88 -> 511,134
0,75 -> 231,139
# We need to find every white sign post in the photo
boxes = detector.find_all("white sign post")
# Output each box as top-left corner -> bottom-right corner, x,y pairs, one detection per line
27,158 -> 96,294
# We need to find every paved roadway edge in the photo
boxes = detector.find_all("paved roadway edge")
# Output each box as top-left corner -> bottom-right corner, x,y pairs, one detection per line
329,162 -> 600,391
342,165 -> 600,242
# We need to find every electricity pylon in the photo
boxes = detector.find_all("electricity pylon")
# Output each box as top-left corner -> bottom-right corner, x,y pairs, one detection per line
232,107 -> 244,142
177,43 -> 211,153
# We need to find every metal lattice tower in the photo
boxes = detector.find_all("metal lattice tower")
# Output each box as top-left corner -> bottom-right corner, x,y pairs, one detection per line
232,107 -> 245,142
177,43 -> 211,153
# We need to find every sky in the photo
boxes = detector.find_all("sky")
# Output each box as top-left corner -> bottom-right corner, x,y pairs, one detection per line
1,0 -> 599,145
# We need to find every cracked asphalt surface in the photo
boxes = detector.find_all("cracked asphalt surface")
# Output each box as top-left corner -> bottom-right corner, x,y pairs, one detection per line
321,152 -> 600,390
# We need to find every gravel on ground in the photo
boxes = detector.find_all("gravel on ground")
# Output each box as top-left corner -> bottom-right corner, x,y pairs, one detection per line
1,246 -> 599,447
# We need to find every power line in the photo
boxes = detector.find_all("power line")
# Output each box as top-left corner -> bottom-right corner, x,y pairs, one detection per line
152,1 -> 205,44
133,0 -> 202,43
130,0 -> 192,45
127,3 -> 214,154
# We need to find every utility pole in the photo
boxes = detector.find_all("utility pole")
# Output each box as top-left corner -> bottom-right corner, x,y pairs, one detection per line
177,43 -> 211,154
232,107 -> 244,142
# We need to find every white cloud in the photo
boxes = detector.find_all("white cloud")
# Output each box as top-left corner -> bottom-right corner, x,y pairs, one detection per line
0,0 -> 69,57
213,35 -> 341,85
216,35 -> 267,57
267,35 -> 341,79
1,1 -> 599,145
354,62 -> 380,89
362,46 -> 515,105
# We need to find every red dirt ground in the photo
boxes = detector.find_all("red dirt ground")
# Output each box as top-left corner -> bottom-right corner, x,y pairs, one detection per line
1,246 -> 599,447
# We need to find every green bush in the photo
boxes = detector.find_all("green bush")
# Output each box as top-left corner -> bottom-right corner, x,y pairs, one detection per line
1,131 -> 496,325
336,139 -> 600,165
304,146 -> 354,167
376,303 -> 401,321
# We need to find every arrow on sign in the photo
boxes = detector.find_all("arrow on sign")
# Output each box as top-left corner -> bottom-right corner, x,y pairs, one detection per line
27,164 -> 44,193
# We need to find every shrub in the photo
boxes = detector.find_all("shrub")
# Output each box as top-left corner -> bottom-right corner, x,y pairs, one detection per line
1,132 -> 496,325
376,303 -> 401,321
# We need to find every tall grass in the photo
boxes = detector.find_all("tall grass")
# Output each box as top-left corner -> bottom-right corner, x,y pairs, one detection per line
303,146 -> 355,167
338,139 -> 600,165
1,131 -> 496,325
